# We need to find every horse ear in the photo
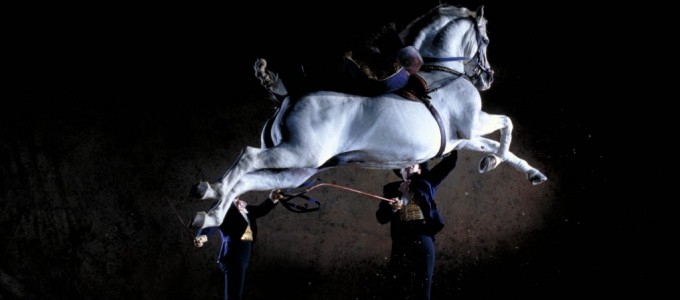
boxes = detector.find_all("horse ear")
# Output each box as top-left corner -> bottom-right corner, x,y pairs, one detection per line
475,5 -> 485,21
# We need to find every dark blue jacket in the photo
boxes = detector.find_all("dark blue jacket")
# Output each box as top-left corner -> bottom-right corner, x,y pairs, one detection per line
197,199 -> 277,263
376,151 -> 457,238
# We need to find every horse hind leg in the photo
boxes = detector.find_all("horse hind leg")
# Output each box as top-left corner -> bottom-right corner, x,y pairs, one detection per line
189,146 -> 253,200
225,145 -> 326,190
191,167 -> 320,229
189,146 -> 264,228
189,181 -> 221,200
232,168 -> 321,193
194,144 -> 325,201
191,145 -> 328,228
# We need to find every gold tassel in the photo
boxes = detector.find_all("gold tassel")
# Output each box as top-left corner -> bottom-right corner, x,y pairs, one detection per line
241,225 -> 254,241
399,199 -> 424,221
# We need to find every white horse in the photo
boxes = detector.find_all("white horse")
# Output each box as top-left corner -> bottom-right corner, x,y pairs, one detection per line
190,5 -> 547,229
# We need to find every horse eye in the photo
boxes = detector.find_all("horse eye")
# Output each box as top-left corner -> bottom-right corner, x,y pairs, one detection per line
483,37 -> 489,44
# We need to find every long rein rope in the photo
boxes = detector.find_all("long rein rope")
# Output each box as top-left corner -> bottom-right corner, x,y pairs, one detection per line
167,181 -> 395,236
282,182 -> 395,204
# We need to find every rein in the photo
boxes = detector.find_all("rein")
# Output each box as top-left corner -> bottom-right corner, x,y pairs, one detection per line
283,182 -> 396,204
420,65 -> 465,94
278,179 -> 396,212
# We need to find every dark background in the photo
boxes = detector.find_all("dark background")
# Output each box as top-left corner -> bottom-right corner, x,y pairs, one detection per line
3,1 -> 651,299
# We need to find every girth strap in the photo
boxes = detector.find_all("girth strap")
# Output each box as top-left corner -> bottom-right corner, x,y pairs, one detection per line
262,107 -> 281,148
418,97 -> 447,158
397,73 -> 448,159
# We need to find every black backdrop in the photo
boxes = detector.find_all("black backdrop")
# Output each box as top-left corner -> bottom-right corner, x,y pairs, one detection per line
4,1 -> 652,299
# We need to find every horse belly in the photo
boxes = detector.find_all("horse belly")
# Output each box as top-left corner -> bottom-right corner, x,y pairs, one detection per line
342,99 -> 443,164
273,94 -> 443,167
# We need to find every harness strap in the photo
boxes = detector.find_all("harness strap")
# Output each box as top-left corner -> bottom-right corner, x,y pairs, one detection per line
262,107 -> 281,148
412,65 -> 466,159
280,193 -> 321,213
418,97 -> 447,158
421,65 -> 465,93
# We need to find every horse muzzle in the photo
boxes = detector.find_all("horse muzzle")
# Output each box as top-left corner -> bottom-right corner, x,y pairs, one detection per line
474,68 -> 494,91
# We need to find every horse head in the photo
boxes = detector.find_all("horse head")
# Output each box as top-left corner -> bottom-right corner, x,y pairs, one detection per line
401,5 -> 494,90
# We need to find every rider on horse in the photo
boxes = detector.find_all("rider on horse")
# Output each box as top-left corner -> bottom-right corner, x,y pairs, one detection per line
255,24 -> 424,102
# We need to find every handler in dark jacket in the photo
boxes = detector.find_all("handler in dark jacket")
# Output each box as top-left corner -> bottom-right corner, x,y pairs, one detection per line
194,189 -> 283,300
376,151 -> 458,300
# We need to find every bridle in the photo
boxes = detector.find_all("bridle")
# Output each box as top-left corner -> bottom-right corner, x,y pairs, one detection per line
419,15 -> 492,89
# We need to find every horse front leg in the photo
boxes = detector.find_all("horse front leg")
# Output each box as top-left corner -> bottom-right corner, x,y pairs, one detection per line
476,112 -> 513,161
459,137 -> 547,185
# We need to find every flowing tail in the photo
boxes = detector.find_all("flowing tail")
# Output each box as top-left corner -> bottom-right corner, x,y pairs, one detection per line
254,58 -> 288,105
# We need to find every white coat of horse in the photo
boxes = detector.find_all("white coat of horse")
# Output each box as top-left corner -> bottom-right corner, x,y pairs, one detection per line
190,5 -> 547,229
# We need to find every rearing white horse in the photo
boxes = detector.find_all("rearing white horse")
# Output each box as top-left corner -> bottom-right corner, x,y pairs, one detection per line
190,5 -> 547,229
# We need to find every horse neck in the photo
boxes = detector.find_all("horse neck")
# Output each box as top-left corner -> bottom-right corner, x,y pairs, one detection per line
418,43 -> 469,75
416,19 -> 476,75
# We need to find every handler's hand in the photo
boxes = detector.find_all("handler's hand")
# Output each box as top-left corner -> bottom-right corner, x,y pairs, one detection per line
194,235 -> 208,248
390,198 -> 404,211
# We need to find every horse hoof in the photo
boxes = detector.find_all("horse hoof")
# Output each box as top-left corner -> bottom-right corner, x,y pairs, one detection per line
189,181 -> 213,199
527,170 -> 547,185
188,212 -> 206,229
478,155 -> 500,174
